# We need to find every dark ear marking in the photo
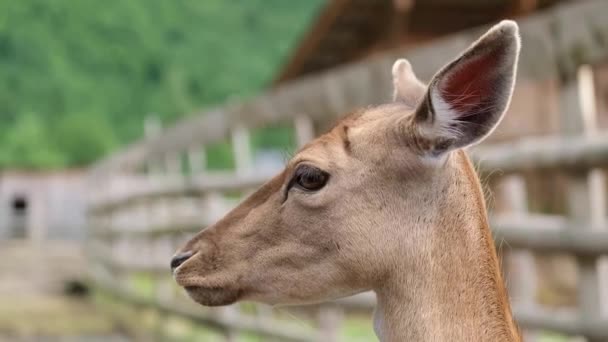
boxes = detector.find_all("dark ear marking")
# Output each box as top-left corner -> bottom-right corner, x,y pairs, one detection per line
341,125 -> 351,154
414,93 -> 435,125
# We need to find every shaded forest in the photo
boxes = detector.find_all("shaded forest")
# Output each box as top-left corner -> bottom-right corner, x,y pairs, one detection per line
0,0 -> 322,168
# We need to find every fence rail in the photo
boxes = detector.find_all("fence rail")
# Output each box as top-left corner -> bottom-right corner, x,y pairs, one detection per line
491,215 -> 608,256
472,133 -> 608,174
87,1 -> 608,341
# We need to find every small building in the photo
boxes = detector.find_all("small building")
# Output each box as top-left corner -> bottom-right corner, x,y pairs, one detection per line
0,170 -> 87,241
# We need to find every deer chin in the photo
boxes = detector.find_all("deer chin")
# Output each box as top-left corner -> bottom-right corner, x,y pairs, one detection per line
174,270 -> 243,306
184,285 -> 242,307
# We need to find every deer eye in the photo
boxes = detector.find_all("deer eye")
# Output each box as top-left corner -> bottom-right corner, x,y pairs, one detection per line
292,165 -> 329,192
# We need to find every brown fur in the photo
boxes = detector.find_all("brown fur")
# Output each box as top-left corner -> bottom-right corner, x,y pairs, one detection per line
174,21 -> 521,341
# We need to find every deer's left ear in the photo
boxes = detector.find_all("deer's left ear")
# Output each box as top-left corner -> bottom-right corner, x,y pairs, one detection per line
392,58 -> 426,106
412,20 -> 520,156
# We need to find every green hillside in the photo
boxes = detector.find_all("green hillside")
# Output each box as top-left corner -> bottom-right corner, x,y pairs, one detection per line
0,0 -> 323,168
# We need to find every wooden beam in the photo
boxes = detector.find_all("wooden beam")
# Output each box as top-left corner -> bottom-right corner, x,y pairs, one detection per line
471,133 -> 608,175
491,214 -> 608,256
272,0 -> 352,85
88,171 -> 274,214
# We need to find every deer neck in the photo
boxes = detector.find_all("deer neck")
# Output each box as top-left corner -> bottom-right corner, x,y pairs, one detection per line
373,151 -> 519,342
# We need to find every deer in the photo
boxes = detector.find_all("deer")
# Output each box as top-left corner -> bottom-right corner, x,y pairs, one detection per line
172,20 -> 521,341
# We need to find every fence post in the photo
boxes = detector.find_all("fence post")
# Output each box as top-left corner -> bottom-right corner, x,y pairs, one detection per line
560,66 -> 605,341
579,65 -> 608,320
188,147 -> 205,175
498,175 -> 539,341
164,153 -> 181,175
144,115 -> 163,175
317,304 -> 344,342
294,114 -> 315,148
232,124 -> 253,177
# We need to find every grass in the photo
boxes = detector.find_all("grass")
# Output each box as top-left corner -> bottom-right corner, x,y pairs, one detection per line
341,314 -> 376,341
0,294 -> 116,337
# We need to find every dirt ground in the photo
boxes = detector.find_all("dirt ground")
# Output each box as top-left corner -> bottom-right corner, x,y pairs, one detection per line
0,240 -> 128,342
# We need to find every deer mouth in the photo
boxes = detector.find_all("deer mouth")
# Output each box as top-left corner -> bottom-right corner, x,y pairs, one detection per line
172,256 -> 244,306
184,285 -> 242,307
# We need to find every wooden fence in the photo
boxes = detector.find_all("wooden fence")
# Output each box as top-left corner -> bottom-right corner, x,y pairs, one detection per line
88,1 -> 608,341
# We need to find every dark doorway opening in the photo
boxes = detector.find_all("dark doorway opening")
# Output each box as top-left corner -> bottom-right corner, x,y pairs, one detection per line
12,196 -> 28,214
10,194 -> 28,238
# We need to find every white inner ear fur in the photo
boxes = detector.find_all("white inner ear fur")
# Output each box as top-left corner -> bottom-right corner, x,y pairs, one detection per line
428,87 -> 465,140
410,84 -> 466,150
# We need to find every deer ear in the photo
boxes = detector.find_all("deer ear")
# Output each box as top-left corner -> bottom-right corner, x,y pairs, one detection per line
392,59 -> 426,106
412,20 -> 520,156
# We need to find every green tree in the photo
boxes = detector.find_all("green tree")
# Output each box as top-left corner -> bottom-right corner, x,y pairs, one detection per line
0,0 -> 323,169
0,113 -> 65,168
53,113 -> 118,166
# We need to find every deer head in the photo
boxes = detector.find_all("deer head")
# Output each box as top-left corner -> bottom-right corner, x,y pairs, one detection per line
172,21 -> 520,331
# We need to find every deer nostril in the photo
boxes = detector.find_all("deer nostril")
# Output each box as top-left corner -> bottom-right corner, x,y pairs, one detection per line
171,251 -> 194,271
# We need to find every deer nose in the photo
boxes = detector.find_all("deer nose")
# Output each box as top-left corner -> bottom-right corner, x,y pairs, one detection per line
171,251 -> 194,272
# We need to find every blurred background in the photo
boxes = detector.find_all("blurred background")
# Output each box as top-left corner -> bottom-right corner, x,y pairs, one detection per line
1,0 -> 608,341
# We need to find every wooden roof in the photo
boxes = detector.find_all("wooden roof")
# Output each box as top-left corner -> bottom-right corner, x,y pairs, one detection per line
274,0 -> 567,85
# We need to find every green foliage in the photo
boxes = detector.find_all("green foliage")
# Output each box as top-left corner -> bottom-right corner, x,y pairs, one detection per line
205,142 -> 235,171
0,113 -> 65,168
0,0 -> 323,169
53,113 -> 118,166
252,125 -> 296,152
